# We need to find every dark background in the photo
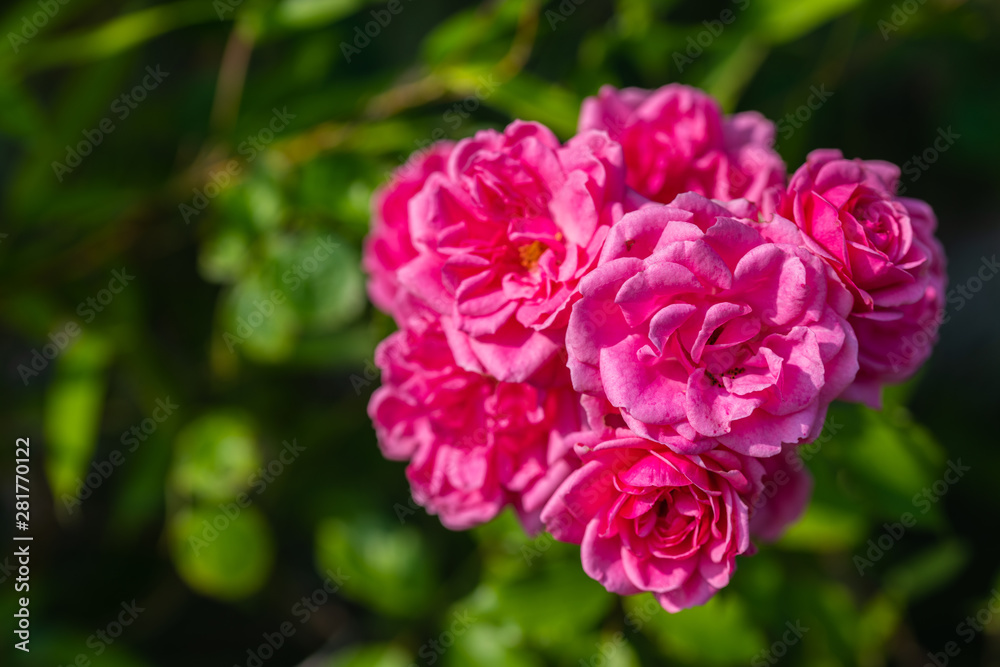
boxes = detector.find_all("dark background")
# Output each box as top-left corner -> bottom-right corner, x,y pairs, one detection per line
1,0 -> 999,665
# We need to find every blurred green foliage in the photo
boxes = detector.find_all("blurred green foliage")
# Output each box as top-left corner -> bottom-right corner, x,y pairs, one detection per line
2,0 -> 999,665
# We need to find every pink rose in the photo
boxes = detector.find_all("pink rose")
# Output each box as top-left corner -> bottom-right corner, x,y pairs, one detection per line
377,121 -> 627,384
368,322 -> 582,532
541,429 -> 764,612
845,199 -> 947,405
748,444 -> 813,542
364,142 -> 455,320
779,150 -> 947,406
579,84 -> 786,207
566,194 -> 858,457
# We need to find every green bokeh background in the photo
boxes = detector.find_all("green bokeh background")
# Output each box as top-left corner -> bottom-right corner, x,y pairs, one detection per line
1,0 -> 999,665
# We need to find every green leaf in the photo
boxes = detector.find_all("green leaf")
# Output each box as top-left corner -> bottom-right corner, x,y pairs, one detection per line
108,419 -> 175,539
753,0 -> 862,44
443,622 -> 543,667
884,539 -> 969,601
699,36 -> 770,112
624,592 -> 766,665
199,229 -> 253,284
44,333 -> 113,506
420,2 -> 525,68
581,632 -> 641,667
614,0 -> 657,39
16,1 -> 223,72
470,509 -> 587,585
487,561 -> 614,646
295,155 -> 377,233
0,72 -> 48,143
857,594 -> 901,665
169,412 -> 261,501
324,644 -> 413,667
221,275 -> 301,363
776,502 -> 868,552
216,229 -> 365,363
834,402 -> 946,525
13,627 -> 151,667
274,0 -> 365,29
315,516 -> 436,617
50,56 -> 133,145
244,177 -> 287,232
794,582 -> 860,666
170,504 -> 275,600
285,324 -> 376,368
267,232 -> 366,331
484,73 -> 582,138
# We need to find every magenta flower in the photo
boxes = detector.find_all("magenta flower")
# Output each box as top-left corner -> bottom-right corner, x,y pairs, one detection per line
748,444 -> 813,542
778,150 -> 947,406
579,84 -> 786,207
366,121 -> 627,385
541,429 -> 764,612
368,321 -> 582,532
364,142 -> 455,321
566,194 -> 858,457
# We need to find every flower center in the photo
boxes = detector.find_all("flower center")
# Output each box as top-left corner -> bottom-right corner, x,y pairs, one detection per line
866,217 -> 886,234
704,366 -> 745,388
518,241 -> 546,270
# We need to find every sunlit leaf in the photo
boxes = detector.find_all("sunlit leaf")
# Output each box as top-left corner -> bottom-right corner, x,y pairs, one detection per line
44,333 -> 113,507
753,0 -> 862,44
169,411 -> 261,501
199,229 -> 252,284
170,504 -> 275,600
834,403 -> 946,525
777,502 -> 868,552
484,73 -> 581,138
315,516 -> 436,617
222,275 -> 301,362
857,594 -> 901,666
420,2 -> 524,67
443,622 -> 543,667
18,1 -> 223,71
324,644 -> 413,667
274,0 -> 364,29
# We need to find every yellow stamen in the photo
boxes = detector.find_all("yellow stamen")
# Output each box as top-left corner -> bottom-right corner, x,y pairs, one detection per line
518,241 -> 545,269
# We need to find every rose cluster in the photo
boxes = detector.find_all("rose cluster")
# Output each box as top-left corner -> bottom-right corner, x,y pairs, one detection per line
363,84 -> 946,612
